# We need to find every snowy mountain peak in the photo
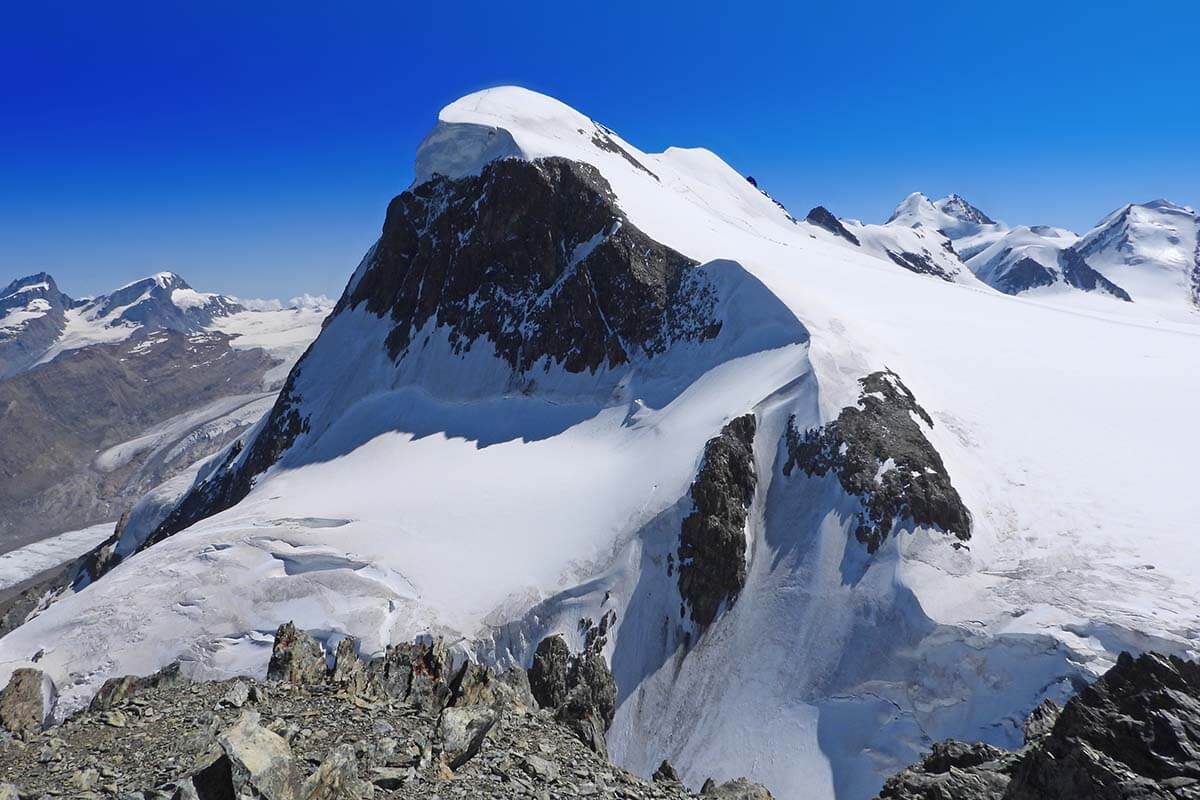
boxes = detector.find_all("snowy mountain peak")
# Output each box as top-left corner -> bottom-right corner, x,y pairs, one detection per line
885,192 -> 939,225
934,193 -> 996,226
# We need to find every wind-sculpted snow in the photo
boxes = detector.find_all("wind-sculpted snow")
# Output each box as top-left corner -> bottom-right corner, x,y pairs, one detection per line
3,87 -> 1200,800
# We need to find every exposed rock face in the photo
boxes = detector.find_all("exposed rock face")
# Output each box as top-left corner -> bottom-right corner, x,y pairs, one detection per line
806,206 -> 861,246
0,668 -> 55,735
266,622 -> 327,686
784,370 -> 971,553
885,243 -> 962,282
436,705 -> 497,769
529,635 -> 572,710
528,634 -> 618,755
218,710 -> 302,800
132,155 -> 723,576
1059,246 -> 1132,301
939,194 -> 996,227
992,255 -> 1058,295
877,651 -> 1200,800
678,414 -> 757,627
0,273 -> 73,379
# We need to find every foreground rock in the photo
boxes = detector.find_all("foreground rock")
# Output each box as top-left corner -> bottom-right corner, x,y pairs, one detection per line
0,668 -> 55,736
878,651 -> 1200,799
0,624 -> 773,799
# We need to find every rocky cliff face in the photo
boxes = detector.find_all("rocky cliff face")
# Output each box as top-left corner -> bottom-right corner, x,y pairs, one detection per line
877,651 -> 1200,799
0,273 -> 74,379
783,371 -> 970,553
677,414 -> 757,627
124,156 -> 724,580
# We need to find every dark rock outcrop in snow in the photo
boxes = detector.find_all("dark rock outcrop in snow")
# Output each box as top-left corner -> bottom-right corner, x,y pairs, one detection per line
1059,246 -> 1132,301
784,371 -> 970,553
0,273 -> 74,379
806,206 -> 861,246
131,155 -> 723,575
884,243 -> 962,283
678,414 -> 758,627
991,255 -> 1059,295
877,651 -> 1200,800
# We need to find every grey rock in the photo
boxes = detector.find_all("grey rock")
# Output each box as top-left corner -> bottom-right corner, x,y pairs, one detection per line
329,638 -> 368,698
267,622 -> 327,687
436,705 -> 497,770
221,681 -> 251,709
520,753 -> 559,782
700,777 -> 774,799
529,636 -> 572,710
653,760 -> 680,783
298,743 -> 369,799
1021,697 -> 1060,744
805,206 -> 861,246
90,662 -> 184,711
0,667 -> 55,734
217,710 -> 302,800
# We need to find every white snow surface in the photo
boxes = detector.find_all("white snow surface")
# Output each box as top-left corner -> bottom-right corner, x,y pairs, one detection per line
0,523 -> 115,591
3,87 -> 1200,800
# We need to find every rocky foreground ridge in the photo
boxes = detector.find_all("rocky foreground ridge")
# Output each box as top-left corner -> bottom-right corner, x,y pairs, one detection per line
0,623 -> 771,800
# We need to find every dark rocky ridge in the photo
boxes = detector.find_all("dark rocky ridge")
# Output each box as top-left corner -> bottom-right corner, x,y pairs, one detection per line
877,651 -> 1200,799
1059,247 -> 1132,301
677,414 -> 758,628
0,624 -> 773,799
884,242 -> 961,283
783,370 -> 970,553
991,255 -> 1058,295
805,206 -> 861,246
122,155 -> 723,583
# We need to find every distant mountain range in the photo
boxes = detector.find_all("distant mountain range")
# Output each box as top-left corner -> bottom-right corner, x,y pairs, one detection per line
808,192 -> 1199,308
0,271 -> 329,555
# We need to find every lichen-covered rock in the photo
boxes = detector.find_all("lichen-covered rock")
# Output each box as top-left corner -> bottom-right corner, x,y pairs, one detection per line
299,743 -> 370,799
678,414 -> 757,627
0,668 -> 55,735
784,370 -> 970,552
267,622 -> 327,687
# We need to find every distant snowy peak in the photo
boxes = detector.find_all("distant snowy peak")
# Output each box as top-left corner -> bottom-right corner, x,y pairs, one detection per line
0,271 -> 250,378
88,271 -> 243,333
935,193 -> 996,227
1072,200 -> 1200,309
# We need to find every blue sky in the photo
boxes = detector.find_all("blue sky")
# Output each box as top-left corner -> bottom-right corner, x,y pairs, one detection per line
3,1 -> 1197,299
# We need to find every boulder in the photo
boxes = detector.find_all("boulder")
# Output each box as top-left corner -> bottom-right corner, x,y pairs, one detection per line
329,637 -> 369,698
0,667 -> 56,734
217,710 -> 302,800
436,705 -> 497,770
701,777 -> 775,799
299,743 -> 370,799
267,622 -> 326,687
653,760 -> 680,783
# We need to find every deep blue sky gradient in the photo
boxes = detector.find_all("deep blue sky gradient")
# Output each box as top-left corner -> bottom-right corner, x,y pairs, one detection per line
3,1 -> 1197,298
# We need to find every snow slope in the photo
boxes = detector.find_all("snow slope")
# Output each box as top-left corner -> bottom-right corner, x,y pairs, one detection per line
2,88 -> 1199,800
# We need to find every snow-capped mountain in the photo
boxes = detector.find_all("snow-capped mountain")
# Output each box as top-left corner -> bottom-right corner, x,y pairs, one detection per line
0,272 -> 331,556
1072,199 -> 1200,311
0,271 -> 242,379
1,88 -> 1198,800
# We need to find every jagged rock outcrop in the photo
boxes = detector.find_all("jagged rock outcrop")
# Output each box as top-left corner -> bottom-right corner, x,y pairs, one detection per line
784,370 -> 970,552
877,651 -> 1200,800
991,255 -> 1058,295
678,414 -> 757,627
127,155 -> 724,583
528,634 -> 618,756
806,206 -> 861,246
0,668 -> 55,736
1059,246 -> 1132,301
884,243 -> 962,282
266,622 -> 327,686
